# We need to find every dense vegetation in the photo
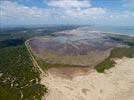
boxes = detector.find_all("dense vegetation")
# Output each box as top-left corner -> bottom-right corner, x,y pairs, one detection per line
95,47 -> 134,73
0,45 -> 47,100
0,39 -> 24,49
95,34 -> 134,73
0,26 -> 78,100
0,32 -> 47,99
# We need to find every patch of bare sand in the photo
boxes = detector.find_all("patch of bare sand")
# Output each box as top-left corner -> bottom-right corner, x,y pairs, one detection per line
47,67 -> 92,79
41,58 -> 134,100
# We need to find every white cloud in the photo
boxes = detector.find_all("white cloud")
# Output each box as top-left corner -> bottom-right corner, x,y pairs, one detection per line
44,0 -> 91,9
0,1 -> 50,25
61,7 -> 106,19
0,0 -> 134,26
123,0 -> 134,8
44,0 -> 106,19
0,0 -> 106,25
108,11 -> 134,19
0,1 -> 49,18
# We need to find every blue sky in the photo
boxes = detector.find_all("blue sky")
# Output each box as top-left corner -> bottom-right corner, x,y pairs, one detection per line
0,0 -> 134,26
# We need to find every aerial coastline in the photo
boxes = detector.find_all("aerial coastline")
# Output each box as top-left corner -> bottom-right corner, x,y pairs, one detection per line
26,28 -> 134,100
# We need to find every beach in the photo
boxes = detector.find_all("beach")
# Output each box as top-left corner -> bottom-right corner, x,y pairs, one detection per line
41,57 -> 134,100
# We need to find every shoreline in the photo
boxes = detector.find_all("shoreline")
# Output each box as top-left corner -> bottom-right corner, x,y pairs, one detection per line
75,26 -> 134,37
81,30 -> 134,37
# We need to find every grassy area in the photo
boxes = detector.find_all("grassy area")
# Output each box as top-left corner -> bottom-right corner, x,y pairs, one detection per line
95,47 -> 134,73
0,44 -> 46,100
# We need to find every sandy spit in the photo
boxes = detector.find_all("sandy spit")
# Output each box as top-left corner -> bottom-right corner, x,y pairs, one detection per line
41,57 -> 134,100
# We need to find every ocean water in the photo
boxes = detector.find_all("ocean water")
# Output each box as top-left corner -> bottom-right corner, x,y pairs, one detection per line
92,26 -> 134,36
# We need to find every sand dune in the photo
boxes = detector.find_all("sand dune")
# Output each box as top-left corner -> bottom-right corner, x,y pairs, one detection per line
41,57 -> 134,100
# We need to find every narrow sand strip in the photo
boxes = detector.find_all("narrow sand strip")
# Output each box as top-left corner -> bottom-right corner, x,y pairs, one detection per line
41,58 -> 134,100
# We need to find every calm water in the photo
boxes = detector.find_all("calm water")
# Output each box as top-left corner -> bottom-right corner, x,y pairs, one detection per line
92,26 -> 134,36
